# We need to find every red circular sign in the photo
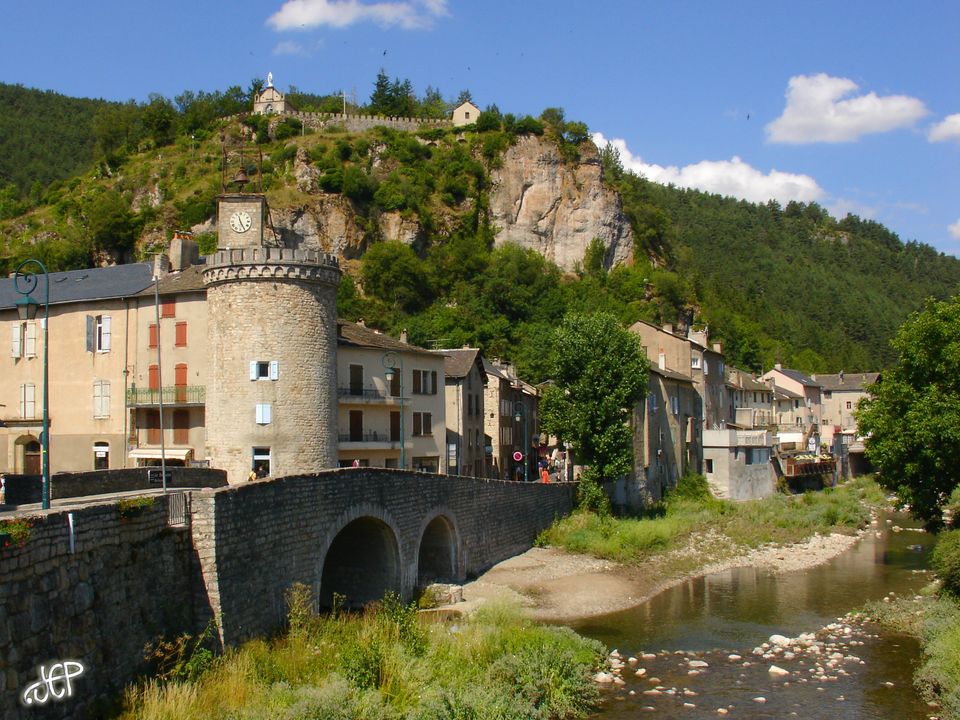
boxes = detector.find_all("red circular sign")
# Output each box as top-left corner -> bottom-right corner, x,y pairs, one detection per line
513,451 -> 523,462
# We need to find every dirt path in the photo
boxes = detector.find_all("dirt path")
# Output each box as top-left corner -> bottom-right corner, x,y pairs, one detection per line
458,526 -> 869,622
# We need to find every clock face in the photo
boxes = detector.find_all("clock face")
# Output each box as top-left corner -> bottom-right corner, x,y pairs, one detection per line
230,211 -> 253,233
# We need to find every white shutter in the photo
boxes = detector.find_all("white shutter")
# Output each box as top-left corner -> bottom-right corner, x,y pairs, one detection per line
250,361 -> 258,380
270,360 -> 279,380
20,383 -> 35,419
99,315 -> 111,352
256,403 -> 272,424
11,323 -> 22,358
24,321 -> 36,358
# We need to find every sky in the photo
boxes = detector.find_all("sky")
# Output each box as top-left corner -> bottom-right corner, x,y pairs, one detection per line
3,1 -> 959,254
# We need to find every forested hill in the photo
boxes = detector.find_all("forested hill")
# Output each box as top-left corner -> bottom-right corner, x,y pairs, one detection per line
0,83 -> 105,195
1,77 -> 958,378
614,171 -> 960,372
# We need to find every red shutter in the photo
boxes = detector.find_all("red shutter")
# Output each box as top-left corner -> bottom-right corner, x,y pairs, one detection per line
148,365 -> 159,391
175,363 -> 188,402
175,321 -> 187,347
161,297 -> 176,318
173,410 -> 189,445
148,324 -> 158,348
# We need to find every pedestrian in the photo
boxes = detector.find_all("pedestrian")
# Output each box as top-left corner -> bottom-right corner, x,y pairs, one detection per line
248,468 -> 257,482
540,466 -> 550,483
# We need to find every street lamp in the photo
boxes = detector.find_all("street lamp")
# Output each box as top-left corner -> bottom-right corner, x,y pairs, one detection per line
14,259 -> 50,510
382,351 -> 405,470
514,400 -> 529,482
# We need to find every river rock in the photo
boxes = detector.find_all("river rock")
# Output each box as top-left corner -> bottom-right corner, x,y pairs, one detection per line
753,697 -> 767,703
769,665 -> 790,677
593,672 -> 614,684
769,634 -> 791,646
689,660 -> 709,668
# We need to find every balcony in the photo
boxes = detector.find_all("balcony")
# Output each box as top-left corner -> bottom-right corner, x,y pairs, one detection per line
338,430 -> 408,450
337,385 -> 403,405
126,385 -> 206,407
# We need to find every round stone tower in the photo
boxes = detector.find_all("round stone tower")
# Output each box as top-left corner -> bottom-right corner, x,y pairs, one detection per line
203,193 -> 341,483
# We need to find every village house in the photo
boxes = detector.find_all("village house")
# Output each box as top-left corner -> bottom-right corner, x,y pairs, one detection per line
482,358 -> 538,481
813,371 -> 880,476
762,364 -> 823,449
433,347 -> 487,477
451,100 -> 480,127
0,263 -> 155,474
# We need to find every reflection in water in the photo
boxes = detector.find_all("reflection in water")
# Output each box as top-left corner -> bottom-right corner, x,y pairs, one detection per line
571,514 -> 936,719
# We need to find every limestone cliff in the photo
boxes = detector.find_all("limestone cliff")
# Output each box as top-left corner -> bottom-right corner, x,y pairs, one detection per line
253,136 -> 632,271
488,136 -> 633,271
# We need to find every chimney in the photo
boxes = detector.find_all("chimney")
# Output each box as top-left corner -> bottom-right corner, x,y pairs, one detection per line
712,342 -> 722,353
839,369 -> 845,384
152,253 -> 170,279
662,324 -> 674,334
170,231 -> 199,271
400,329 -> 408,344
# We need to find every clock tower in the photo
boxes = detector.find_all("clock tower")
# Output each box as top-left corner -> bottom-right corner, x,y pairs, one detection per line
217,193 -> 267,249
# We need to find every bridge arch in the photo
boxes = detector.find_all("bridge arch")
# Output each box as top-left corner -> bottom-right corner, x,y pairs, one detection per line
416,509 -> 461,588
318,505 -> 403,609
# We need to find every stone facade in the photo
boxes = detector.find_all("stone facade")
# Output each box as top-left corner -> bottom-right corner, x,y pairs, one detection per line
203,246 -> 341,483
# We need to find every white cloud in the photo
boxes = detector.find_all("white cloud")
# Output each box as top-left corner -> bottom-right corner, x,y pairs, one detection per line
825,198 -> 876,221
949,220 -> 960,241
273,40 -> 307,55
267,0 -> 447,31
929,113 -> 960,143
766,73 -> 928,143
593,133 -> 825,205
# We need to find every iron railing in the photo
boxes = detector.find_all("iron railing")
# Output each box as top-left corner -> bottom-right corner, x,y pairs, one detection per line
126,386 -> 206,406
167,492 -> 190,527
338,431 -> 398,443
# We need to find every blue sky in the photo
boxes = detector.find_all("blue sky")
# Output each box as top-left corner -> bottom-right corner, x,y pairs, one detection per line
4,1 -> 959,254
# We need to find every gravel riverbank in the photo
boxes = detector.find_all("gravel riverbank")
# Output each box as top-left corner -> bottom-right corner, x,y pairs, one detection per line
459,521 -> 873,622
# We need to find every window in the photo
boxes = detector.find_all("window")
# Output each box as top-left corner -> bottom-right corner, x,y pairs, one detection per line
703,359 -> 709,375
412,369 -> 438,395
19,383 -> 36,419
691,355 -> 701,369
388,369 -> 401,397
824,390 -> 832,399
145,409 -> 161,444
648,392 -> 658,413
250,360 -> 279,380
705,459 -> 714,474
671,394 -> 679,416
93,380 -> 111,418
173,410 -> 189,444
464,111 -> 471,120
252,447 -> 271,477
467,394 -> 474,416
161,297 -> 176,318
255,403 -> 273,425
148,323 -> 158,349
93,442 -> 110,470
846,401 -> 852,410
794,399 -> 800,409
744,448 -> 754,465
753,392 -> 758,403
86,315 -> 111,353
175,322 -> 187,347
349,364 -> 364,395
349,410 -> 363,441
413,411 -> 432,436
390,411 -> 400,441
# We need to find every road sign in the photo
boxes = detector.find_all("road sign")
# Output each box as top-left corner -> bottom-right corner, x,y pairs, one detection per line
513,451 -> 523,462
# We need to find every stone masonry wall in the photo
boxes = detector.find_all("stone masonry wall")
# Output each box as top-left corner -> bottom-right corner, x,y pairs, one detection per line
191,469 -> 576,645
0,496 -> 207,720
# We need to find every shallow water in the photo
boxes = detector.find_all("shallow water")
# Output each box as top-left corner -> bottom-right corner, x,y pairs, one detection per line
570,513 -> 937,719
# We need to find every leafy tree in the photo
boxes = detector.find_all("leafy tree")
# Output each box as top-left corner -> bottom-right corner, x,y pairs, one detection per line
540,312 -> 648,513
582,238 -> 606,278
84,189 -> 137,254
141,94 -> 178,146
360,241 -> 435,313
857,296 -> 960,527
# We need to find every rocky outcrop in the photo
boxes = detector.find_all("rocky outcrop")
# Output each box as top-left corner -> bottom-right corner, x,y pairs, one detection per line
270,198 -> 366,258
488,136 -> 633,271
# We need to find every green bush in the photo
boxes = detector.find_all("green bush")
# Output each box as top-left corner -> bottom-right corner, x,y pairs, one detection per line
947,485 -> 960,529
933,530 -> 960,597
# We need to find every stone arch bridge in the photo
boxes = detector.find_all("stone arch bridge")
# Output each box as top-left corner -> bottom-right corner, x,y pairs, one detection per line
191,468 -> 576,645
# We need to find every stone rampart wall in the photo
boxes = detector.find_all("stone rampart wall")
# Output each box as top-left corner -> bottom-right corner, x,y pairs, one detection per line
0,496 -> 208,720
1,468 -> 227,506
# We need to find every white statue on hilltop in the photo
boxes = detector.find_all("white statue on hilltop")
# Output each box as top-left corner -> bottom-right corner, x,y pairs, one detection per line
267,71 -> 273,87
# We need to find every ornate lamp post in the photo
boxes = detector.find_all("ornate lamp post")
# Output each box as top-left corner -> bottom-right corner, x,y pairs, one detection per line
382,351 -> 405,470
14,259 -> 50,509
514,400 -> 529,482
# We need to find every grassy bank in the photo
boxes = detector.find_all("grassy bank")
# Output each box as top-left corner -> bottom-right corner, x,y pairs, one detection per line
862,592 -> 960,719
118,591 -> 604,720
538,475 -> 885,565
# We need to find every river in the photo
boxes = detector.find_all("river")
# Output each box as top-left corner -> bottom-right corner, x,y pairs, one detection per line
569,512 -> 936,719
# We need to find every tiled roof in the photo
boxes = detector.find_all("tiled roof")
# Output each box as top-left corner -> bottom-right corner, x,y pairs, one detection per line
650,365 -> 694,383
136,264 -> 207,296
336,321 -> 437,356
814,372 -> 881,391
774,387 -> 803,400
0,263 -> 155,309
436,348 -> 482,379
774,367 -> 821,387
